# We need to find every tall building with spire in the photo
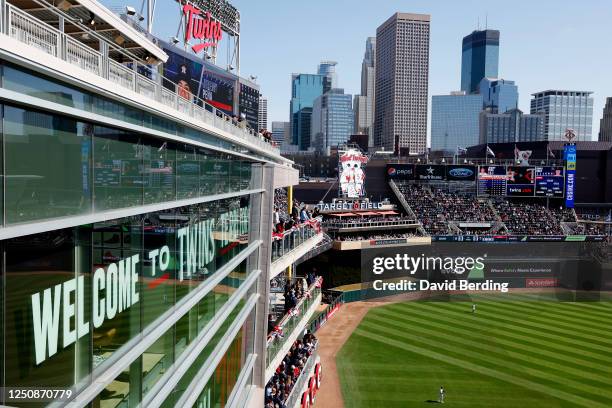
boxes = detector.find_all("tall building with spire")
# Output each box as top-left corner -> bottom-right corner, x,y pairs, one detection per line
461,29 -> 500,94
354,37 -> 376,146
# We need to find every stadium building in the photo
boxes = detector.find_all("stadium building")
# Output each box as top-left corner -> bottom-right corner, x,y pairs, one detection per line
0,0 -> 326,407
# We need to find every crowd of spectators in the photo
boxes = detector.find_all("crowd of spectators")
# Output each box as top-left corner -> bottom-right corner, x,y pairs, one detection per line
268,272 -> 319,335
493,199 -> 564,235
336,232 -> 416,241
398,184 -> 496,235
265,333 -> 318,408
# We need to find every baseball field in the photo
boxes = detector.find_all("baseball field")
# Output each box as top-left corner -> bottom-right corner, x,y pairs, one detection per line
336,293 -> 612,407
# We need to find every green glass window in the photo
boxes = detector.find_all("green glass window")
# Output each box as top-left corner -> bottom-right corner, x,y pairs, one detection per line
4,106 -> 93,224
144,141 -> 176,204
93,126 -> 144,211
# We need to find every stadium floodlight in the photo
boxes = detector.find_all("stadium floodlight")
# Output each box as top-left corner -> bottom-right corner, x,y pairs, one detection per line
228,64 -> 235,71
87,12 -> 96,26
250,75 -> 257,81
125,6 -> 137,16
171,36 -> 180,45
138,14 -> 145,21
489,159 -> 493,164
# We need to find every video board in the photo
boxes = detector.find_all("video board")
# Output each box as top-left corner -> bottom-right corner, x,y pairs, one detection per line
478,165 -> 565,197
506,166 -> 535,197
477,165 -> 507,196
535,166 -> 565,197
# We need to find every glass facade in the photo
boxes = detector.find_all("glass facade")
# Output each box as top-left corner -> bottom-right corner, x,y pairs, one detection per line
479,78 -> 519,114
0,49 -> 275,408
0,101 -> 253,225
289,74 -> 326,149
311,89 -> 354,153
2,196 -> 253,406
461,29 -> 500,94
431,93 -> 483,152
530,91 -> 594,141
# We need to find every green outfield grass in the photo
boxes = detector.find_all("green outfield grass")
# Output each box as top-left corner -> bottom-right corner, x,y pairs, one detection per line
337,293 -> 612,408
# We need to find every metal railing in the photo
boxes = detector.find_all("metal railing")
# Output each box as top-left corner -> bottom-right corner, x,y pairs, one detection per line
2,3 -> 279,155
284,342 -> 319,408
271,221 -> 321,262
266,279 -> 322,368
323,218 -> 418,230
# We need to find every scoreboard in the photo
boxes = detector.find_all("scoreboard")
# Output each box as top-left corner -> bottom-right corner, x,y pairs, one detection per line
506,166 -> 535,197
535,166 -> 565,197
477,166 -> 507,196
478,165 -> 565,198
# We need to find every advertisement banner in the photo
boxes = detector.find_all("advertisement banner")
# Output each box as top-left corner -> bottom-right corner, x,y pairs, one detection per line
564,144 -> 577,208
445,165 -> 476,181
386,164 -> 415,180
415,165 -> 445,181
162,46 -> 236,115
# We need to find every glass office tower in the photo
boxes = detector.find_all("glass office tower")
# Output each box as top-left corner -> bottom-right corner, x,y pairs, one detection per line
311,89 -> 354,153
431,92 -> 483,153
461,29 -> 500,94
289,74 -> 326,150
530,90 -> 594,141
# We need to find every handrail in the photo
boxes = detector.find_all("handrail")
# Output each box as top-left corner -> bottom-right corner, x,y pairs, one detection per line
3,3 -> 278,155
323,218 -> 418,229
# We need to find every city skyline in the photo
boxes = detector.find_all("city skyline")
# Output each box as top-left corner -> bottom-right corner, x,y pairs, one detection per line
106,0 -> 612,142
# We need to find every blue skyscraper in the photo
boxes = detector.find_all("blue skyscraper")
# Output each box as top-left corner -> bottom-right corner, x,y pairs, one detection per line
290,73 -> 326,149
530,90 -> 594,141
317,61 -> 338,89
479,77 -> 519,113
479,108 -> 545,144
311,89 -> 354,153
461,29 -> 500,94
431,91 -> 483,153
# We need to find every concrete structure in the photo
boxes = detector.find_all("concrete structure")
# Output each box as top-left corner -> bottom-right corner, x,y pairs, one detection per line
530,90 -> 594,141
480,77 -> 519,114
311,89 -> 354,154
599,97 -> 612,142
258,96 -> 268,131
431,91 -> 483,153
461,29 -> 500,94
373,13 -> 430,154
354,37 -> 376,145
479,108 -> 545,144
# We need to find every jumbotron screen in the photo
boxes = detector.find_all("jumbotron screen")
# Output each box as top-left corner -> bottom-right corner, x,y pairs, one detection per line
478,165 -> 565,197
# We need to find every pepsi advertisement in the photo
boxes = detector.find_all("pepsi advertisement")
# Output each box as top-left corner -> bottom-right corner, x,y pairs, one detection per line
161,45 -> 236,115
386,164 -> 415,180
446,165 -> 476,181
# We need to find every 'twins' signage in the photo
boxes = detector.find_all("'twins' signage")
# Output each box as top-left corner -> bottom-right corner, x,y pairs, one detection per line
183,3 -> 223,53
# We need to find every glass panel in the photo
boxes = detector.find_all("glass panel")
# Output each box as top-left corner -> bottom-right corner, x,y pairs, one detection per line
4,106 -> 93,224
93,357 -> 142,408
93,126 -> 143,211
142,209 -> 176,327
4,229 -> 92,393
176,144 -> 200,200
91,216 -> 142,367
142,330 -> 173,397
144,140 -> 176,205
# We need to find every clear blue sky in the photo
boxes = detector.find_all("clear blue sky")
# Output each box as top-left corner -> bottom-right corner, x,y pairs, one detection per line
106,0 -> 612,139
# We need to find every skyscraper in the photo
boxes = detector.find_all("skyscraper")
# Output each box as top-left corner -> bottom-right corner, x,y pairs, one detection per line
354,37 -> 376,145
258,96 -> 268,131
317,61 -> 338,89
289,73 -> 326,149
479,77 -> 518,114
530,90 -> 594,141
373,13 -> 430,153
461,30 -> 500,94
271,121 -> 291,146
599,97 -> 612,142
431,91 -> 483,153
311,89 -> 354,153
